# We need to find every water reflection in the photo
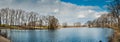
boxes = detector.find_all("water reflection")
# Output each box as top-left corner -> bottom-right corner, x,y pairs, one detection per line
46,30 -> 57,42
28,30 -> 37,42
8,28 -> 114,42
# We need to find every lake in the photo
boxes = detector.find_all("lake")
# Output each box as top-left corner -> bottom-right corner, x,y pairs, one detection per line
7,27 -> 114,42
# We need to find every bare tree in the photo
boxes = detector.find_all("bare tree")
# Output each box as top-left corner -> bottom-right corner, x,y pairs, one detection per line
108,0 -> 120,28
48,16 -> 59,29
0,8 -> 59,29
62,22 -> 67,27
74,22 -> 81,27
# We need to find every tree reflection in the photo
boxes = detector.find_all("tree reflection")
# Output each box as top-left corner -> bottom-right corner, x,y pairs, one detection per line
28,30 -> 37,42
46,30 -> 58,42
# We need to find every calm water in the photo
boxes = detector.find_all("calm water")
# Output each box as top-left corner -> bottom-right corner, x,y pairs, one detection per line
7,27 -> 114,42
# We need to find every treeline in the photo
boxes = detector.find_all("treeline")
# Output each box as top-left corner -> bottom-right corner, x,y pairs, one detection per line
86,14 -> 118,28
0,8 -> 59,29
86,0 -> 120,42
86,0 -> 120,29
62,22 -> 81,28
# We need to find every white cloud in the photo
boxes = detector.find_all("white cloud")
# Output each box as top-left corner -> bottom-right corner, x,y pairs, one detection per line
57,2 -> 108,23
0,0 -> 108,24
94,11 -> 108,18
78,15 -> 85,18
54,9 -> 59,13
0,0 -> 60,15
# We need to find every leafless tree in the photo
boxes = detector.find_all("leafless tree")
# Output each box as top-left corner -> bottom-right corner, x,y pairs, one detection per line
107,0 -> 120,28
0,8 -> 59,29
48,16 -> 59,29
74,22 -> 81,27
62,22 -> 67,27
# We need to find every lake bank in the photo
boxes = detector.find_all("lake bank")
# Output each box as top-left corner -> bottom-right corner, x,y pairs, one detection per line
101,26 -> 120,42
88,26 -> 120,42
111,27 -> 120,42
0,35 -> 10,42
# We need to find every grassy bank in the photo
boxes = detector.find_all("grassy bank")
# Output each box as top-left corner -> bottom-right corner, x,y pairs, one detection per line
109,26 -> 120,42
0,24 -> 49,30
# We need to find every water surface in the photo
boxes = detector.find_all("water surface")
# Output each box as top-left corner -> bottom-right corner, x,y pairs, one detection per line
8,27 -> 114,42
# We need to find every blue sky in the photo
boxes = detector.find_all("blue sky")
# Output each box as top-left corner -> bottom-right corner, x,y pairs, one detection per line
61,0 -> 106,6
61,0 -> 111,10
0,0 -> 111,25
60,0 -> 111,25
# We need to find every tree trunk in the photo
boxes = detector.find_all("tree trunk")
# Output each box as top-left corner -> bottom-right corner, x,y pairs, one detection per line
0,17 -> 1,25
118,18 -> 120,30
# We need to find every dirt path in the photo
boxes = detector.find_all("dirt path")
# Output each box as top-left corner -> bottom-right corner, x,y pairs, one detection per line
0,36 -> 10,42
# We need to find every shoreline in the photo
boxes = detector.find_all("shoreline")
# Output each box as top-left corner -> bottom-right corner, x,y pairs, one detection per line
0,27 -> 116,42
0,35 -> 10,42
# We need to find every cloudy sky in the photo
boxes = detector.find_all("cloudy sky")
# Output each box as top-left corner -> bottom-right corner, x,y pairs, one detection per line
0,0 -> 112,25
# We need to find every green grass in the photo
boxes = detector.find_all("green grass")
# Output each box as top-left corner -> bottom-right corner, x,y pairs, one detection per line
0,24 -> 21,29
0,24 -> 49,29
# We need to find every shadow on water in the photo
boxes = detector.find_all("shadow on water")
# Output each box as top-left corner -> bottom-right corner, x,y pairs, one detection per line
99,40 -> 102,42
0,29 -> 8,38
0,29 -> 1,35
